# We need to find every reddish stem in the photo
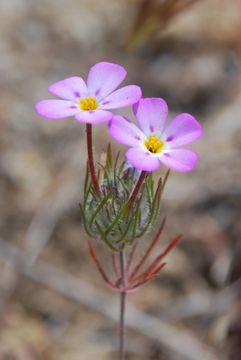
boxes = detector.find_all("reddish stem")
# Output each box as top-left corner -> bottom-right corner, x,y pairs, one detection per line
86,124 -> 101,195
127,171 -> 146,209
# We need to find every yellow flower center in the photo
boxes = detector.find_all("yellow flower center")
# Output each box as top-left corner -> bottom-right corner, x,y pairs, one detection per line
77,97 -> 98,111
144,136 -> 164,154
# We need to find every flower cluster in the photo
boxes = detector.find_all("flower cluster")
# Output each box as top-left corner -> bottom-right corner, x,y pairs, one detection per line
36,61 -> 203,173
36,61 -> 203,289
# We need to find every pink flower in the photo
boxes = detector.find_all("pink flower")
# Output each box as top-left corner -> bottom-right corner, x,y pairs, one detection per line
108,98 -> 203,172
35,62 -> 142,124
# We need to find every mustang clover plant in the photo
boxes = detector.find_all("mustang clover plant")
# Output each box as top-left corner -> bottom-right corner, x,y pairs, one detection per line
35,61 -> 203,360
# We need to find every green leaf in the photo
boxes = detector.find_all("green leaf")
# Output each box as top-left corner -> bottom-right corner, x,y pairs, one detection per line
95,221 -> 118,251
89,192 -> 112,229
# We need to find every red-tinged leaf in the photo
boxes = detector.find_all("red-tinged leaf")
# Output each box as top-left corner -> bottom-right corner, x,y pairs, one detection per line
126,263 -> 167,291
87,241 -> 117,290
129,218 -> 166,281
135,262 -> 166,284
131,234 -> 181,283
111,252 -> 119,279
126,242 -> 138,273
148,234 -> 181,272
147,261 -> 167,278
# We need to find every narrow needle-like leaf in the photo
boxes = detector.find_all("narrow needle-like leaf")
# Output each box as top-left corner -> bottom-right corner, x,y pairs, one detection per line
87,240 -> 117,289
129,218 -> 166,281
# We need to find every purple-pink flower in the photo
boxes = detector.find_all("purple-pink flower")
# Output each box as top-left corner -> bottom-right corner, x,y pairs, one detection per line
108,98 -> 203,172
35,62 -> 142,124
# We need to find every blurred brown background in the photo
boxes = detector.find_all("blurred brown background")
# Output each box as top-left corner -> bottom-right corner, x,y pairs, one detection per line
0,0 -> 241,359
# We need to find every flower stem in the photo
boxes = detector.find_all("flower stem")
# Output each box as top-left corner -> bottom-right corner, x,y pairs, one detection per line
127,171 -> 146,209
86,124 -> 101,195
119,250 -> 127,360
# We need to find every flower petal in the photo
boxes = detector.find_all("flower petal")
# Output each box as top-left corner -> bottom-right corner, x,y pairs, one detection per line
108,115 -> 145,147
100,85 -> 141,109
160,149 -> 198,172
133,98 -> 168,134
126,147 -> 161,172
35,100 -> 78,119
75,109 -> 113,124
87,62 -> 127,99
48,77 -> 88,101
163,113 -> 203,147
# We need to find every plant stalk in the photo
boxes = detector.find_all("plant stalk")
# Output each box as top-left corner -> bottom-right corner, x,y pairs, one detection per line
118,250 -> 127,360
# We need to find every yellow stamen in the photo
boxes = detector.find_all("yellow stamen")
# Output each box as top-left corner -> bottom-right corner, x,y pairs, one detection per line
144,135 -> 164,154
77,97 -> 98,111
